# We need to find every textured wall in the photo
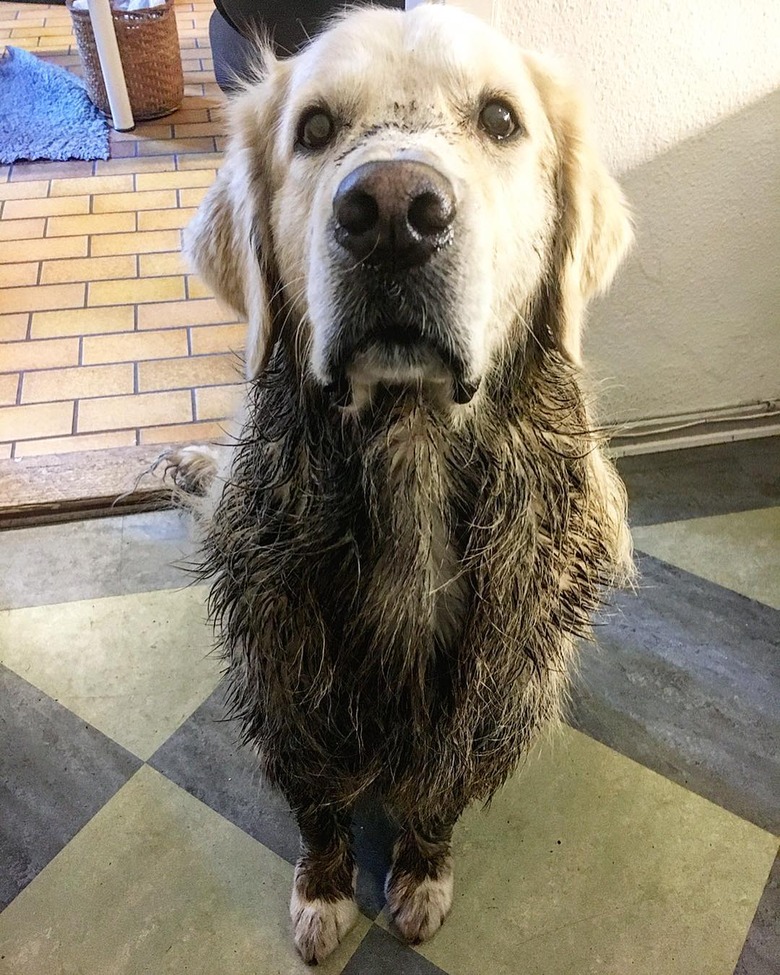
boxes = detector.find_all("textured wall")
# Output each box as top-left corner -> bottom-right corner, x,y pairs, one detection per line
588,89 -> 780,425
433,0 -> 780,427
494,0 -> 779,174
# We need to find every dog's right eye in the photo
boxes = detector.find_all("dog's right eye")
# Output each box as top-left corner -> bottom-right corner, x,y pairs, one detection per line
296,109 -> 335,151
478,100 -> 520,142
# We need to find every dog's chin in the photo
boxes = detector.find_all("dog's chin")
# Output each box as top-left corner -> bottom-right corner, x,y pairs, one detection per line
351,338 -> 451,385
324,338 -> 480,412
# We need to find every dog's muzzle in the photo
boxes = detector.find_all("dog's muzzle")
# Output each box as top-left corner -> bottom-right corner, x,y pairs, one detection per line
323,159 -> 478,407
333,159 -> 456,270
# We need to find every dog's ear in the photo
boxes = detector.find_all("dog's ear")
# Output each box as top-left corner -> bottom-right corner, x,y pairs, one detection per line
524,53 -> 633,363
184,51 -> 288,380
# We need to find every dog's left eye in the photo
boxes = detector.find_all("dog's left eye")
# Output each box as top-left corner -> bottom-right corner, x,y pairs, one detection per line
296,109 -> 335,151
478,100 -> 520,141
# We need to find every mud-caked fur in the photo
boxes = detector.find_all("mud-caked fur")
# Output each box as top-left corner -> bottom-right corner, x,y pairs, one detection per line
168,4 -> 635,963
201,333 -> 631,822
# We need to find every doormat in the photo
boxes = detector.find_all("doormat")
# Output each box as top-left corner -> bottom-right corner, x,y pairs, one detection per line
0,45 -> 109,164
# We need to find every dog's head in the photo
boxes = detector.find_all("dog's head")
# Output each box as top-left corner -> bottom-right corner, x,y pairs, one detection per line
186,5 -> 632,408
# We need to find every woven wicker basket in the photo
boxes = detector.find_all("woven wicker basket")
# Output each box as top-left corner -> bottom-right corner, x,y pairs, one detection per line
67,0 -> 183,122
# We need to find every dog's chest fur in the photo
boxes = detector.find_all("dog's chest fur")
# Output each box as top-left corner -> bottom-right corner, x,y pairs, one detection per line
363,409 -> 469,654
202,346 -> 630,815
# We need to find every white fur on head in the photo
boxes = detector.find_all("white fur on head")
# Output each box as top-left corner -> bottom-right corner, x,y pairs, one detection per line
524,53 -> 633,363
184,49 -> 289,380
185,12 -> 632,386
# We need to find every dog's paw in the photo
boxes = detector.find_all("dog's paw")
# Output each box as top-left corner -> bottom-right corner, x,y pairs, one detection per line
385,855 -> 454,944
290,876 -> 358,965
154,444 -> 219,496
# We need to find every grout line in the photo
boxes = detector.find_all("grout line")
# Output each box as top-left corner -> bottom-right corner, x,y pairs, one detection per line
190,387 -> 197,421
3,321 -> 238,352
9,377 -> 226,408
71,398 -> 78,436
0,349 -> 238,377
15,372 -> 23,406
8,388 -> 205,410
0,378 -> 241,408
9,417 -> 221,450
9,423 -> 149,444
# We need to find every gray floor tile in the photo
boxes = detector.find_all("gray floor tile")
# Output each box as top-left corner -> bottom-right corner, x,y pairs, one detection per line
342,926 -> 447,975
0,664 -> 141,910
617,436 -> 780,526
117,508 -> 201,595
571,553 -> 780,832
150,686 -> 398,919
734,852 -> 780,975
351,800 -> 400,919
0,509 -> 194,611
150,686 -> 302,865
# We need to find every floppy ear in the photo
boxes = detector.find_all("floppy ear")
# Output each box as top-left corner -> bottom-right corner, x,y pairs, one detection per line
184,53 -> 287,380
524,53 -> 633,363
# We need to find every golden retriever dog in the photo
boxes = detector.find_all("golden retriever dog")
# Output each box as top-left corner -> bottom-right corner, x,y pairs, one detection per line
163,3 -> 633,964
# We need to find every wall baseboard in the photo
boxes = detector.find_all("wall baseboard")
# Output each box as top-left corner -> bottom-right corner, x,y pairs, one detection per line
609,401 -> 780,457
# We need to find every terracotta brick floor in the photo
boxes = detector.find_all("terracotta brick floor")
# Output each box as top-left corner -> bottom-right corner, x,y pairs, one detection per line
0,0 -> 246,461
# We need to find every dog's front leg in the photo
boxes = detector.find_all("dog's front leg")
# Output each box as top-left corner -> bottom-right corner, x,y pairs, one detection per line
385,815 -> 457,944
289,804 -> 358,964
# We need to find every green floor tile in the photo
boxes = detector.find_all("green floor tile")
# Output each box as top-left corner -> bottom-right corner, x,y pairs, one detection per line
0,586 -> 220,760
380,727 -> 778,975
632,506 -> 780,609
0,766 -> 371,975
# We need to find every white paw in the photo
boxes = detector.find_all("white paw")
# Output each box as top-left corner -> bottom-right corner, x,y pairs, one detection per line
385,859 -> 454,944
290,884 -> 359,965
154,444 -> 219,496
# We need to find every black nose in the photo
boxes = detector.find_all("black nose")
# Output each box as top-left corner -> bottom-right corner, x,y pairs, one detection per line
333,160 -> 456,270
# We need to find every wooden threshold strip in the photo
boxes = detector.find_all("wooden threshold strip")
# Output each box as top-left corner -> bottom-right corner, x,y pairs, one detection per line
0,443 -> 199,529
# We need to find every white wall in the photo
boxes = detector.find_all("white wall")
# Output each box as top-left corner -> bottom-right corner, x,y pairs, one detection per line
411,0 -> 780,433
587,88 -> 779,427
494,0 -> 779,175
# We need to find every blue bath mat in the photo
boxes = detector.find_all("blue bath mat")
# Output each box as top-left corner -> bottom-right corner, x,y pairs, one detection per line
0,46 -> 110,164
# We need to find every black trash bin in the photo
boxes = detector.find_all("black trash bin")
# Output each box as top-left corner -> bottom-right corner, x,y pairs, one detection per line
209,0 -> 405,92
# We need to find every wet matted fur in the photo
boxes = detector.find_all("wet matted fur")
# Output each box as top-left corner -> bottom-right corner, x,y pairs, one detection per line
165,4 -> 634,964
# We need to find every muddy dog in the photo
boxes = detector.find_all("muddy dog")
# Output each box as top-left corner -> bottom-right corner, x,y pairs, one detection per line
163,4 -> 633,963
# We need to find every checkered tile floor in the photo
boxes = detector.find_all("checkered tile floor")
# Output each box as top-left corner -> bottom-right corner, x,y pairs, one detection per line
1,438 -> 778,974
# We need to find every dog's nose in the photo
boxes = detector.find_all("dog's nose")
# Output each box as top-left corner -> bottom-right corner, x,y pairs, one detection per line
333,160 -> 456,270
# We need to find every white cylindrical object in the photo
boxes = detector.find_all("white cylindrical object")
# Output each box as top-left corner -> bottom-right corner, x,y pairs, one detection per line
86,0 -> 134,131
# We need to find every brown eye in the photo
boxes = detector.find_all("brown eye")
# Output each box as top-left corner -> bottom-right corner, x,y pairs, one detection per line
296,109 -> 335,151
478,100 -> 520,141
